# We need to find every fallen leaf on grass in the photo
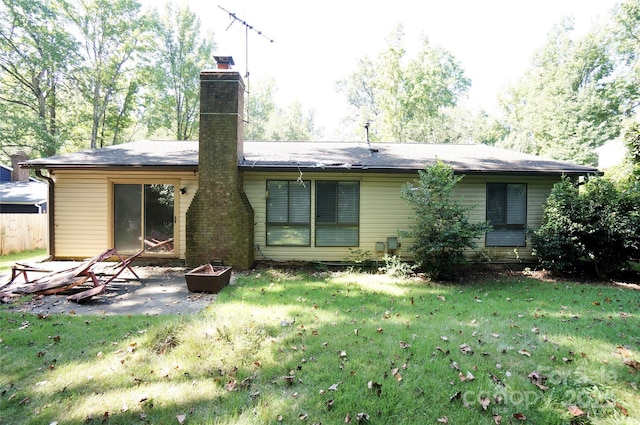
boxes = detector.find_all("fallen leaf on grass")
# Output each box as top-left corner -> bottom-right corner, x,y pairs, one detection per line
328,382 -> 341,391
518,349 -> 531,357
399,341 -> 411,349
460,344 -> 474,355
355,412 -> 370,422
176,414 -> 186,424
449,391 -> 462,402
567,405 -> 585,416
513,413 -> 526,421
490,372 -> 504,387
623,358 -> 640,370
480,396 -> 491,410
437,295 -> 446,302
367,381 -> 382,396
436,346 -> 449,355
437,416 -> 448,423
391,368 -> 403,381
458,371 -> 475,382
615,402 -> 629,416
298,413 -> 308,420
527,371 -> 548,390
492,414 -> 502,424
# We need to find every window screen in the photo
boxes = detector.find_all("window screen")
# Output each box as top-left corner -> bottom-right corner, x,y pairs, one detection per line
486,183 -> 527,246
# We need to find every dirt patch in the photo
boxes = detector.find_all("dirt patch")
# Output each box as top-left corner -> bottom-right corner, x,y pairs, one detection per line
1,265 -> 231,316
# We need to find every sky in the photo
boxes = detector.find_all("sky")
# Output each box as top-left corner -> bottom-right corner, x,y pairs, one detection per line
162,0 -> 622,134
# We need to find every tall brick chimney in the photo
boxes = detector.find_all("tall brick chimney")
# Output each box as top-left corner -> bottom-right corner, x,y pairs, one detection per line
185,62 -> 254,269
10,152 -> 30,182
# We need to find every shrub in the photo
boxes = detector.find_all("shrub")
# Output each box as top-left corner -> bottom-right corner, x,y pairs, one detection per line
399,160 -> 491,279
532,175 -> 640,278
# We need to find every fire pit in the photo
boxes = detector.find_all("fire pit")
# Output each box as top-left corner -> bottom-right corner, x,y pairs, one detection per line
185,264 -> 232,293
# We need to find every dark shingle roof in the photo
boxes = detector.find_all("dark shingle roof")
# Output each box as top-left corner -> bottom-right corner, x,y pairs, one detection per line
241,141 -> 597,175
22,140 -> 199,170
22,140 -> 598,176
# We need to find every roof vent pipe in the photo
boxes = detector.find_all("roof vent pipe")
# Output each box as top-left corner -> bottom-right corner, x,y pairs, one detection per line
364,121 -> 378,153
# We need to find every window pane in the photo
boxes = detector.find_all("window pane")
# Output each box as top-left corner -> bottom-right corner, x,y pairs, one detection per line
315,181 -> 359,247
486,183 -> 506,224
267,181 -> 288,223
316,226 -> 358,246
266,180 -> 310,246
338,182 -> 359,223
144,184 -> 175,253
506,184 -> 526,224
114,184 -> 142,251
486,229 -> 525,246
289,182 -> 310,223
267,225 -> 310,246
486,183 -> 527,247
316,181 -> 337,223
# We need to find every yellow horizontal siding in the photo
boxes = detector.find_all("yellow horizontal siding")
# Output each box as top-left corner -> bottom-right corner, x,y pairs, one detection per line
53,172 -> 108,258
244,172 -> 561,264
244,172 -> 418,262
51,170 -> 194,260
50,168 -> 561,263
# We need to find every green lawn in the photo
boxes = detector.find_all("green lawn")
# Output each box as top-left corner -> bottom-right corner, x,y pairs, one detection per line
1,268 -> 638,424
0,249 -> 48,274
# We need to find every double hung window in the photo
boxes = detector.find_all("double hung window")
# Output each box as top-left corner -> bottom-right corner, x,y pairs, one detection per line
315,181 -> 359,247
266,180 -> 311,246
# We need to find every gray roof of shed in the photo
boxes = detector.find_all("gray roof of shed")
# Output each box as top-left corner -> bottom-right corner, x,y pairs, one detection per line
21,139 -> 598,175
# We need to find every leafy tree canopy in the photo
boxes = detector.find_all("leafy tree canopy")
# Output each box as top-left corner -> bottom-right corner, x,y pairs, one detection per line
336,25 -> 473,143
497,0 -> 640,166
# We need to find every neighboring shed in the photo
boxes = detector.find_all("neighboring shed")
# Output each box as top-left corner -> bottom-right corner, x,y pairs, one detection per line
22,66 -> 598,267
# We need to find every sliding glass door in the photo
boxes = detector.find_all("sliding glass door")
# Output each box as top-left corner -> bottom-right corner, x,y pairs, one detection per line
114,184 -> 175,254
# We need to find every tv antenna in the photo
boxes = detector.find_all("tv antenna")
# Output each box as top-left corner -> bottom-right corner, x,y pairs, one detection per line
218,5 -> 273,124
218,5 -> 273,81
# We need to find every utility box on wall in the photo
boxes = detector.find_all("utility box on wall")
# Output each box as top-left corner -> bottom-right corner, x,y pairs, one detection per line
387,237 -> 398,251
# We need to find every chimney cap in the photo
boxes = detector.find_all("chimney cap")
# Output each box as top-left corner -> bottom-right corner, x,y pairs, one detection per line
214,56 -> 235,69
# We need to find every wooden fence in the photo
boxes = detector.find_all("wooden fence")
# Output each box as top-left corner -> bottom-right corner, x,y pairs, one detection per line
0,214 -> 48,255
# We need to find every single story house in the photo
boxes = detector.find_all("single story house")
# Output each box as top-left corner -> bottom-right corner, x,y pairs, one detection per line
1,154 -> 48,214
21,64 -> 598,269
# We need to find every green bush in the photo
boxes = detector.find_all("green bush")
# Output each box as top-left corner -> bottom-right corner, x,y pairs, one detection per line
399,160 -> 491,279
532,175 -> 640,278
